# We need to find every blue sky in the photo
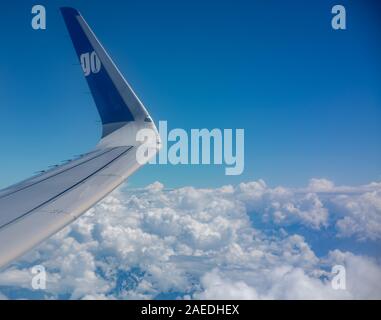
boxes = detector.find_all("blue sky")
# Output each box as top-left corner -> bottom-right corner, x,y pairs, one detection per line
0,0 -> 380,189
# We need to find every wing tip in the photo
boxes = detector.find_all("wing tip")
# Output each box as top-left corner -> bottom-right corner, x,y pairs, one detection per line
60,7 -> 81,18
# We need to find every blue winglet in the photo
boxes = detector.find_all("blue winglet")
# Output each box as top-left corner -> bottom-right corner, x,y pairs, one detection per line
61,7 -> 137,136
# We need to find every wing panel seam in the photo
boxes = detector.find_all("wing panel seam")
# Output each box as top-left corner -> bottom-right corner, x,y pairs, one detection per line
0,148 -> 118,200
0,146 -> 133,231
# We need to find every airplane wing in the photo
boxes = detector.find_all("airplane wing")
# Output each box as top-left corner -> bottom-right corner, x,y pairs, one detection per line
0,7 -> 160,269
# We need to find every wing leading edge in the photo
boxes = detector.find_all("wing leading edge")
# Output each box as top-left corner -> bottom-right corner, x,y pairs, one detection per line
0,7 -> 160,269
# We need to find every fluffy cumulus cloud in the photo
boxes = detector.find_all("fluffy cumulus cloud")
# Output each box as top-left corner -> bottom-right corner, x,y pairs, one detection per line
0,179 -> 380,300
236,180 -> 329,229
332,191 -> 381,241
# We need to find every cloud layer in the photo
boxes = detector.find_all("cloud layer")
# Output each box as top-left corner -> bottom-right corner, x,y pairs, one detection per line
0,179 -> 380,299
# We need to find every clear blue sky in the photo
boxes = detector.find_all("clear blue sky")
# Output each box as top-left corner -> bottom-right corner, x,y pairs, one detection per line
0,0 -> 380,189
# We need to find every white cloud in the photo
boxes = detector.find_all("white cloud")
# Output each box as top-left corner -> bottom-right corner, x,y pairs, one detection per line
326,250 -> 381,299
332,191 -> 381,241
194,269 -> 259,300
0,179 -> 380,299
307,178 -> 335,192
236,180 -> 329,229
236,179 -> 381,238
